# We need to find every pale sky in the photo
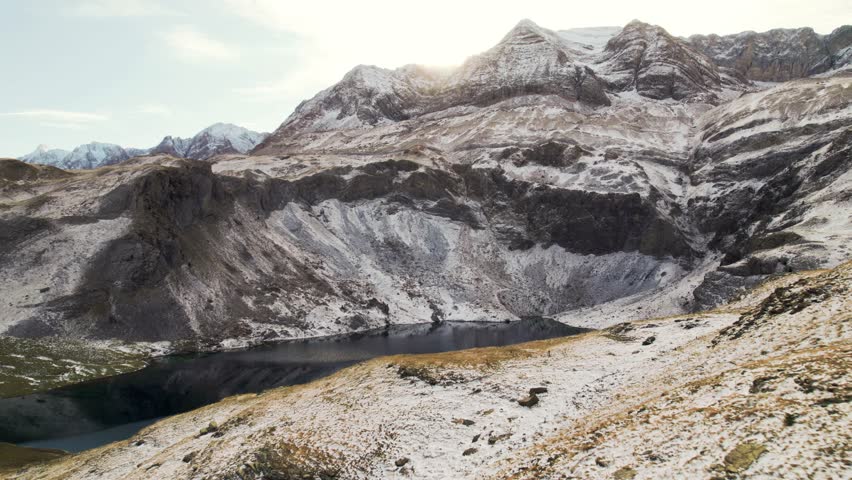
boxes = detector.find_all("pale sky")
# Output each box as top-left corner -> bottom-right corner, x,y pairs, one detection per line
1,0 -> 849,157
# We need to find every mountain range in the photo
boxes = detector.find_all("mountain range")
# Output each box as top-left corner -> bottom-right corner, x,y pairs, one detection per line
2,17 -> 852,480
18,123 -> 268,170
1,18 -> 850,343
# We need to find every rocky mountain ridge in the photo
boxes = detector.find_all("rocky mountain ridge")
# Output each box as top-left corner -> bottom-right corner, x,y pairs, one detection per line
256,19 -> 851,154
688,24 -> 852,82
0,18 -> 850,349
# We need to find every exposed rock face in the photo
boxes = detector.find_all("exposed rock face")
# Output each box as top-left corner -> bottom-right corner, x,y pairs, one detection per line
2,19 -> 851,348
0,155 -> 690,342
689,25 -> 852,82
686,74 -> 852,309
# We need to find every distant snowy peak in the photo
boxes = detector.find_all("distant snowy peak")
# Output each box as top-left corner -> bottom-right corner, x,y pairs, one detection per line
151,123 -> 268,160
20,145 -> 71,167
21,123 -> 268,170
193,123 -> 268,156
64,142 -> 131,170
20,142 -> 130,170
149,136 -> 190,158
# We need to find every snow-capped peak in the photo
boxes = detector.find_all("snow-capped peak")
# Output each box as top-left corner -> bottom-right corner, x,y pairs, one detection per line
199,122 -> 247,137
150,123 -> 269,160
19,145 -> 72,168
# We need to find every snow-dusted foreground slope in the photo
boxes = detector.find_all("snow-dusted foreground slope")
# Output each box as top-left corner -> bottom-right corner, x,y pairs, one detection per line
9,261 -> 849,479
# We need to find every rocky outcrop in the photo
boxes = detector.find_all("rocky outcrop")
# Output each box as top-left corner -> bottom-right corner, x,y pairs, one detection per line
597,20 -> 723,101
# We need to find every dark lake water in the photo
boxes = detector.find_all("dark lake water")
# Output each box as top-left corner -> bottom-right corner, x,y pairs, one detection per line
0,319 -> 587,452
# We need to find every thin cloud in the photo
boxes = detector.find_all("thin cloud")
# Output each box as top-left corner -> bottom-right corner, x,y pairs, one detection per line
70,0 -> 182,17
1,110 -> 109,122
1,109 -> 109,131
39,122 -> 86,130
162,26 -> 237,62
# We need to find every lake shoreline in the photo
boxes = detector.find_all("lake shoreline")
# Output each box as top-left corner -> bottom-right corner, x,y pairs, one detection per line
1,318 -> 588,453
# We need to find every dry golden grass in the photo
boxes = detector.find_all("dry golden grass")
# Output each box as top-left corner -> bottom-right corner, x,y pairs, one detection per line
386,332 -> 592,370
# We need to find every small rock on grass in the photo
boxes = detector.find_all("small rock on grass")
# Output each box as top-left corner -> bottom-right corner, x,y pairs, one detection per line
518,393 -> 539,407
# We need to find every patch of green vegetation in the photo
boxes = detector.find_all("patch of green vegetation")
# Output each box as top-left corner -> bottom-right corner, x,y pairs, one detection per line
0,336 -> 148,398
724,442 -> 766,473
0,442 -> 67,470
198,421 -> 219,436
